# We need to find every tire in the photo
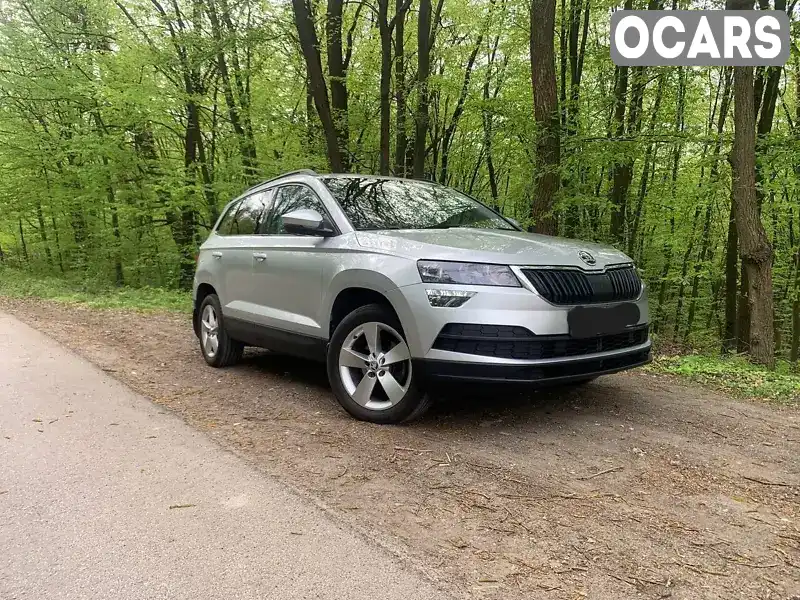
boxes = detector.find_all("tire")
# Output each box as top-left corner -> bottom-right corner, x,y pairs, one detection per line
327,303 -> 431,424
197,293 -> 244,368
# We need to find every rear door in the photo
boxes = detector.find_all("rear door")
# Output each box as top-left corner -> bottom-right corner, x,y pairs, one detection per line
248,184 -> 335,339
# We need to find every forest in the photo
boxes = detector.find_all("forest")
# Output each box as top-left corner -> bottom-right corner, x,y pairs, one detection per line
0,0 -> 797,366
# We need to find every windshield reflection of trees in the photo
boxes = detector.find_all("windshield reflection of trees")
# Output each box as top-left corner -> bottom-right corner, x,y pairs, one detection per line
323,178 -> 510,231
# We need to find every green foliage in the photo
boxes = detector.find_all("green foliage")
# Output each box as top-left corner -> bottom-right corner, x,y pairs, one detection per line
0,267 -> 190,311
649,354 -> 800,406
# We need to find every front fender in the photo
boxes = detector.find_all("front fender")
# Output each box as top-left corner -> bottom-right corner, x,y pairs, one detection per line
322,263 -> 420,351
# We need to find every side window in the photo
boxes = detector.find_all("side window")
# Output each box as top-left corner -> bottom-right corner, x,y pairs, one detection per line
260,184 -> 328,235
229,191 -> 270,235
215,201 -> 241,235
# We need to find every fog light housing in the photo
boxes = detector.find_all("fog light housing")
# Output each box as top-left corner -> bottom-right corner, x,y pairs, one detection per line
426,289 -> 476,308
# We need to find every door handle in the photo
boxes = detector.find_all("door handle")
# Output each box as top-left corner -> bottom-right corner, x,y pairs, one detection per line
211,251 -> 223,259
252,252 -> 267,262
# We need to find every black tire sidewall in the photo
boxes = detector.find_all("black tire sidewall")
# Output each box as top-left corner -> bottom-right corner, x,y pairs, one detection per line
327,304 -> 425,424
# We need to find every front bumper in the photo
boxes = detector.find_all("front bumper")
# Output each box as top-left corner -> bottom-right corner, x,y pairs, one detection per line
413,347 -> 651,385
386,278 -> 651,383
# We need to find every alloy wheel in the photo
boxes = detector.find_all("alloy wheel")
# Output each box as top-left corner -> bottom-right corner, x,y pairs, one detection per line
338,321 -> 412,411
200,304 -> 219,359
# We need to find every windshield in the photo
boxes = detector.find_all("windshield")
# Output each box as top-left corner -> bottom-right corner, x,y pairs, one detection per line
321,177 -> 517,231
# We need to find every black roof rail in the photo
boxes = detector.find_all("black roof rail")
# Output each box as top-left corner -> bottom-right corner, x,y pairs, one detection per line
241,169 -> 318,195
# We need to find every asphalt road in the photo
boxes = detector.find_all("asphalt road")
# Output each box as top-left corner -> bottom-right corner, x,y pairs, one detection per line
0,311 -> 447,600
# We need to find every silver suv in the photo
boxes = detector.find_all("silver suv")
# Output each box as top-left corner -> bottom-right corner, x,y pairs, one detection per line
193,170 -> 650,423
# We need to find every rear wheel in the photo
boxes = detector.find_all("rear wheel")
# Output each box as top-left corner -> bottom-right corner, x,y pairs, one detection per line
198,294 -> 243,368
327,304 -> 431,424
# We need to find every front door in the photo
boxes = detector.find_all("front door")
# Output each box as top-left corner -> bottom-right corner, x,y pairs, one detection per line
248,183 -> 334,340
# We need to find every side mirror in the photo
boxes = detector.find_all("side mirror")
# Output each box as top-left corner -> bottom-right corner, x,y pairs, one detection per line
281,208 -> 335,237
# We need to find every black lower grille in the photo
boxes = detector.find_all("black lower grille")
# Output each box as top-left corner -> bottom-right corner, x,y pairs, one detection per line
433,323 -> 649,360
522,266 -> 642,305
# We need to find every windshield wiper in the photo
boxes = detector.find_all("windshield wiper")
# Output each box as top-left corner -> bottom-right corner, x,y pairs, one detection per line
422,223 -> 458,229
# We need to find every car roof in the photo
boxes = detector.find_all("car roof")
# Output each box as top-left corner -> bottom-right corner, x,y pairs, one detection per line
241,170 -> 441,196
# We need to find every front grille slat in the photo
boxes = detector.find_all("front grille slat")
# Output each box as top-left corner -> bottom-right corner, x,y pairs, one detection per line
433,324 -> 649,360
523,266 -> 641,305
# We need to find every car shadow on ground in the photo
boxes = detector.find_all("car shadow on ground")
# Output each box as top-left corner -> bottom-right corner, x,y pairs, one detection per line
237,347 -> 640,429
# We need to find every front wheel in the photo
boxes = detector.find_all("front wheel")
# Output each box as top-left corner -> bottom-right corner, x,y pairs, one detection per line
327,304 -> 431,424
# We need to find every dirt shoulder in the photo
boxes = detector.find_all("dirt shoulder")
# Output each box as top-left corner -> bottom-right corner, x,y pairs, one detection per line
3,297 -> 798,600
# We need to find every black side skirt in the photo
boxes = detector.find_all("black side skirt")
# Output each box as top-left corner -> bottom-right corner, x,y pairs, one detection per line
224,317 -> 328,362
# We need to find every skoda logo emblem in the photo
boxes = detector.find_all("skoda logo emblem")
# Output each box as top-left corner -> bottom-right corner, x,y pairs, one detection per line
578,250 -> 596,266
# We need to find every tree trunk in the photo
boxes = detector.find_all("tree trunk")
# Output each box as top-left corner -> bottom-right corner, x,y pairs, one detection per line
792,295 -> 800,363
292,0 -> 344,171
627,71 -> 665,258
35,197 -> 52,267
378,0 -> 392,175
529,0 -> 560,235
482,37 -> 504,208
413,0 -> 432,179
731,63 -> 775,367
723,200 -> 738,351
685,68 -> 732,341
18,219 -> 28,263
674,205 -> 701,342
51,215 -> 64,272
326,0 -> 350,170
439,35 -> 482,184
394,0 -> 408,176
654,209 -> 675,334
205,0 -> 258,183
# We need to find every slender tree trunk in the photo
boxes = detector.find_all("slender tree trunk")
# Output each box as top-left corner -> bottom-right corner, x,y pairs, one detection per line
685,69 -> 732,340
674,205 -> 701,341
440,36 -> 482,184
627,72 -> 665,258
51,215 -> 64,272
205,0 -> 258,183
394,0 -> 408,175
292,0 -> 344,171
559,0 -> 567,128
731,63 -> 775,366
326,0 -> 350,169
18,219 -> 28,263
482,38 -> 504,208
723,200 -> 738,351
529,0 -> 560,235
110,199 -> 124,286
413,0 -> 432,178
654,209 -> 675,334
378,0 -> 392,174
35,198 -> 52,266
792,50 -> 800,363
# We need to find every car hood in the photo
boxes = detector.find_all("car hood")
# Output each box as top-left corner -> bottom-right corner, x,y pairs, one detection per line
355,228 -> 632,268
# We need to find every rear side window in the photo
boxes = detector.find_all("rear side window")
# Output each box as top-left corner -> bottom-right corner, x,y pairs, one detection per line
260,184 -> 328,235
215,201 -> 241,235
229,192 -> 270,235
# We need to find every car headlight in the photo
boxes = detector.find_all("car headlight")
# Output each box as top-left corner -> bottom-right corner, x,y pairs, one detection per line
417,260 -> 521,287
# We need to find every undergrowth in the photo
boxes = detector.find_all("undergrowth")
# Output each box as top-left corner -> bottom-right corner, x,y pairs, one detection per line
648,353 -> 800,406
0,267 -> 190,311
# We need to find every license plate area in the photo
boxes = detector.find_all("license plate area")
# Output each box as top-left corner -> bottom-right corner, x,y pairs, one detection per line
568,303 -> 641,339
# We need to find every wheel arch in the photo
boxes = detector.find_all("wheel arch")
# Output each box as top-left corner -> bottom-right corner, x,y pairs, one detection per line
193,283 -> 217,337
324,270 -> 413,340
